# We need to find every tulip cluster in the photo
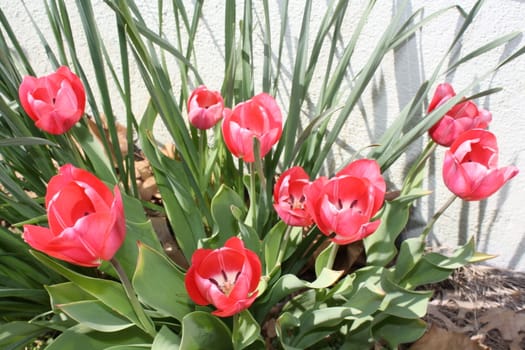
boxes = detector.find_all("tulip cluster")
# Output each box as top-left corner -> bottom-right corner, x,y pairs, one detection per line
428,83 -> 518,201
274,159 -> 386,245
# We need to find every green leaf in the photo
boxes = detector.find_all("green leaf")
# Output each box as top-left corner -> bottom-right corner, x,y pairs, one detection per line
132,242 -> 193,321
0,137 -> 56,147
71,123 -> 117,185
30,251 -> 143,330
400,259 -> 453,289
210,184 -> 247,246
364,199 -> 411,266
0,321 -> 48,350
371,315 -> 426,349
152,326 -> 181,350
380,271 -> 432,319
423,237 -> 475,269
233,310 -> 263,350
58,300 -> 134,332
44,324 -> 151,350
314,242 -> 337,277
393,237 -> 425,282
179,311 -> 232,350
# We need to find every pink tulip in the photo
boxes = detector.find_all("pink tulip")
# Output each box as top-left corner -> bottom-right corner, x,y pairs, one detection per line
428,83 -> 491,147
184,237 -> 261,317
23,164 -> 125,267
336,159 -> 386,215
305,159 -> 385,245
221,93 -> 282,162
273,166 -> 313,227
187,86 -> 225,130
18,66 -> 86,134
443,129 -> 518,201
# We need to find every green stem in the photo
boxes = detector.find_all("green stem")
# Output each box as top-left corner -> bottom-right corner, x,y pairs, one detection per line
421,194 -> 457,240
401,139 -> 437,196
249,162 -> 258,230
110,258 -> 156,337
199,129 -> 208,190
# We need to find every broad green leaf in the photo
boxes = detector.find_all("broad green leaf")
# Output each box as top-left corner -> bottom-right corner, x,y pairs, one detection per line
393,237 -> 425,282
179,311 -> 232,350
314,242 -> 337,277
46,282 -> 95,311
371,315 -> 426,349
399,259 -> 453,289
380,272 -> 432,319
252,269 -> 342,323
343,285 -> 384,318
44,324 -> 151,350
232,310 -> 263,350
132,242 -> 193,321
364,199 -> 411,266
211,184 -> 247,246
423,237 -> 475,269
30,251 -> 144,331
58,300 -> 134,332
152,326 -> 181,350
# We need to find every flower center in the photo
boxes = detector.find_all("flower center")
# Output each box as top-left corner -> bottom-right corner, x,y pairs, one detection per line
209,269 -> 241,296
289,194 -> 306,210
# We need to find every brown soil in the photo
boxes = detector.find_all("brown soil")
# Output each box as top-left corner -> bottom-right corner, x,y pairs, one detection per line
411,265 -> 525,350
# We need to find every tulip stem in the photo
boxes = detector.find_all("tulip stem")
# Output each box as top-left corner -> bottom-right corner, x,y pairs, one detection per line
401,139 -> 437,196
421,194 -> 457,240
110,258 -> 156,337
199,129 -> 207,190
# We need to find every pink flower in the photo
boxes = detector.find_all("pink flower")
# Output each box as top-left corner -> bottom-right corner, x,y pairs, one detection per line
273,166 -> 313,227
428,83 -> 492,147
23,164 -> 125,267
184,237 -> 261,317
443,129 -> 519,201
187,86 -> 225,130
18,66 -> 86,134
305,159 -> 385,245
221,93 -> 282,162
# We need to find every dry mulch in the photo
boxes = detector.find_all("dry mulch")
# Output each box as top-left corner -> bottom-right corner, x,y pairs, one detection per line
410,265 -> 525,350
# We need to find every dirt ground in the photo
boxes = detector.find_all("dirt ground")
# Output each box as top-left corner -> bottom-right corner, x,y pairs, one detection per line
409,265 -> 525,350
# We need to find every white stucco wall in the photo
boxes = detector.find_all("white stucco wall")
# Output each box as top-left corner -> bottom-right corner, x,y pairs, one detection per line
2,1 -> 524,270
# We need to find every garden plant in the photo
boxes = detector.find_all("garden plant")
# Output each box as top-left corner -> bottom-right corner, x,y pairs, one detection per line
0,0 -> 522,349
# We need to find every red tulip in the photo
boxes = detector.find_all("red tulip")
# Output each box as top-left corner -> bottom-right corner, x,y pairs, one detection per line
428,83 -> 491,147
187,85 -> 225,130
443,129 -> 518,201
184,237 -> 261,317
305,159 -> 385,245
336,159 -> 386,215
273,166 -> 313,227
18,66 -> 86,135
23,164 -> 125,267
221,93 -> 282,162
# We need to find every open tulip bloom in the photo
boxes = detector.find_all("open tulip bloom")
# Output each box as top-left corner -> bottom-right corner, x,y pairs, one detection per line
442,129 -> 519,201
305,159 -> 386,245
18,66 -> 86,135
273,166 -> 313,227
184,237 -> 262,317
23,164 -> 125,267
